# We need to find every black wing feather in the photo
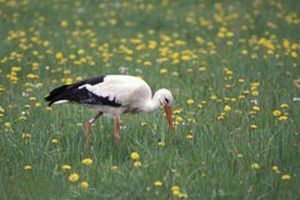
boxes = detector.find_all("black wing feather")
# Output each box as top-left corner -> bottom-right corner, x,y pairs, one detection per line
45,75 -> 121,107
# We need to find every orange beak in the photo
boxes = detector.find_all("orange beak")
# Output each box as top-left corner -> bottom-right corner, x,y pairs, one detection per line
163,104 -> 174,132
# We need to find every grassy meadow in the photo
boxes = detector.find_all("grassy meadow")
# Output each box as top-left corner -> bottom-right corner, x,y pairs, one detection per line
1,0 -> 300,199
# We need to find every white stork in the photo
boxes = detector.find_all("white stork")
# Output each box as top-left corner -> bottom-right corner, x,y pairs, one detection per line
45,75 -> 174,145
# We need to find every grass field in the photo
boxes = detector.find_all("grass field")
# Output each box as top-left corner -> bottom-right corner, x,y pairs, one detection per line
1,0 -> 300,199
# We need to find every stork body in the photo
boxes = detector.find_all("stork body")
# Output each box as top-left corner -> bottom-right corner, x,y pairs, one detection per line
45,75 -> 173,145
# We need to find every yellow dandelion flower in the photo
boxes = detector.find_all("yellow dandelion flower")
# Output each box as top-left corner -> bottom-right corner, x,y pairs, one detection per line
110,165 -> 118,170
62,164 -> 71,171
281,174 -> 291,181
243,90 -> 250,95
280,103 -> 288,108
172,59 -> 180,64
64,70 -> 71,75
224,105 -> 231,112
60,20 -> 68,27
22,133 -> 31,140
141,122 -> 147,127
26,73 -> 39,79
173,109 -> 183,114
249,110 -> 256,116
186,134 -> 193,140
238,78 -> 245,83
252,106 -> 260,112
131,152 -> 140,160
250,124 -> 257,129
278,115 -> 288,121
172,185 -> 186,196
294,79 -> 300,87
173,189 -> 181,196
251,162 -> 260,169
210,95 -> 218,100
178,192 -> 188,198
217,32 -> 225,38
133,161 -> 142,168
29,97 -> 37,101
199,67 -> 206,72
251,91 -> 259,96
291,51 -> 297,58
224,97 -> 230,102
272,165 -> 280,174
159,68 -> 168,74
272,110 -> 281,116
158,140 -> 166,147
51,138 -> 58,144
4,122 -> 11,129
186,68 -> 193,72
82,158 -> 93,166
19,116 -> 27,121
65,78 -> 73,85
80,181 -> 89,189
171,185 -> 180,192
76,123 -> 83,127
77,49 -> 85,55
35,102 -> 41,108
75,20 -> 83,27
196,36 -> 205,44
237,153 -> 243,158
241,49 -> 248,55
55,52 -> 63,59
69,54 -> 76,59
224,84 -> 232,89
154,180 -> 163,187
200,100 -> 207,104
11,66 -> 22,72
226,41 -> 233,46
186,98 -> 194,105
32,62 -> 39,69
75,76 -> 83,81
198,104 -> 203,108
217,113 -> 225,121
45,107 -> 52,111
0,85 -> 5,92
226,31 -> 234,37
171,71 -> 178,76
144,61 -> 152,66
68,173 -> 80,182
43,40 -> 50,47
24,165 -> 32,171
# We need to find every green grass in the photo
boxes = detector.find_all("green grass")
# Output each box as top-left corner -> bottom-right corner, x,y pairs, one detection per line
0,0 -> 300,199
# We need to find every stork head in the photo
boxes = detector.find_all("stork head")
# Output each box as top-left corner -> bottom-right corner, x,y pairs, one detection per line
154,88 -> 174,131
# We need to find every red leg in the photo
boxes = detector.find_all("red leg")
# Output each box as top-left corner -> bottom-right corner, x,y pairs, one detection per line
84,112 -> 102,146
84,122 -> 91,146
114,116 -> 121,143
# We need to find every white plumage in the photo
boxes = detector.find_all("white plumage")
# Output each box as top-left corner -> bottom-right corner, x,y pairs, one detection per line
45,75 -> 174,145
81,75 -> 153,115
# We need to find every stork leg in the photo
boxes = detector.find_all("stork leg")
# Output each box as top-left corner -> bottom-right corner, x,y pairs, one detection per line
114,116 -> 121,143
85,111 -> 103,146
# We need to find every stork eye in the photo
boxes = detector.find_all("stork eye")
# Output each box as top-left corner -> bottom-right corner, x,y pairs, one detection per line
165,98 -> 169,104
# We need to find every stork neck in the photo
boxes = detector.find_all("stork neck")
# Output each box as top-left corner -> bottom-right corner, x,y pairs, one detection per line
143,99 -> 160,113
143,93 -> 161,113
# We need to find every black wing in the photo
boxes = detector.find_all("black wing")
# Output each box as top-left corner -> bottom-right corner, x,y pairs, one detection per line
45,75 -> 121,107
